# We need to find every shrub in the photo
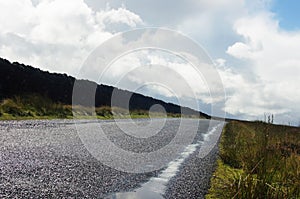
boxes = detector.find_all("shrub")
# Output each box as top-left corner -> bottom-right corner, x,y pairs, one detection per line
96,106 -> 112,117
0,99 -> 28,116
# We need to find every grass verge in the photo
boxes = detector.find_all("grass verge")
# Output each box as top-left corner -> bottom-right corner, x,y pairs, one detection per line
206,121 -> 300,199
0,95 -> 200,120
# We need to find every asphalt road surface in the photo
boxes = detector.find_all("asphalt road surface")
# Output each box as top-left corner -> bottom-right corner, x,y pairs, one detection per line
0,118 -> 224,198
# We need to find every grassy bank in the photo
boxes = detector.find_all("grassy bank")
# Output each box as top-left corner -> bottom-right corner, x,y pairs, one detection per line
0,95 -> 198,120
206,121 -> 300,198
0,95 -> 72,119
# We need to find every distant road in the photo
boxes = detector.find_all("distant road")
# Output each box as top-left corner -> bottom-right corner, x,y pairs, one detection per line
0,119 -> 224,198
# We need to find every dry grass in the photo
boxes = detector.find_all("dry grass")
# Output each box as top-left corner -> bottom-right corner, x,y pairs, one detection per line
207,121 -> 300,199
0,95 -> 199,120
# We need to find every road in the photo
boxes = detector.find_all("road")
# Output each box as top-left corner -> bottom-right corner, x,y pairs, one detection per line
0,118 -> 224,198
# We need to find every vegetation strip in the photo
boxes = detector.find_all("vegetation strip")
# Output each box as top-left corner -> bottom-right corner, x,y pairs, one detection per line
0,95 -> 201,120
206,121 -> 300,198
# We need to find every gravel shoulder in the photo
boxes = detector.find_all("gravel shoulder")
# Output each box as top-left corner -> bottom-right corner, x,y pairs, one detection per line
164,144 -> 220,199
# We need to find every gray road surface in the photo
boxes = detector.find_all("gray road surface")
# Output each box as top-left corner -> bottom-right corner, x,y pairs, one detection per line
0,119 -> 223,198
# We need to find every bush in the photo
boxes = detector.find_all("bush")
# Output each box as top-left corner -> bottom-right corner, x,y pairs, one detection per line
96,106 -> 112,117
0,99 -> 29,116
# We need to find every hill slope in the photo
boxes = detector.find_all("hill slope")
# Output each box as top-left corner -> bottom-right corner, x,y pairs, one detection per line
0,58 -> 210,119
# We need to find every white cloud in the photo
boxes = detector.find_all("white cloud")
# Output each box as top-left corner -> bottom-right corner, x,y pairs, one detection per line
0,0 -> 34,35
30,0 -> 95,45
0,0 -> 299,124
0,0 -> 143,76
225,11 -> 300,123
215,58 -> 226,67
166,0 -> 300,123
89,46 -> 217,111
96,7 -> 143,28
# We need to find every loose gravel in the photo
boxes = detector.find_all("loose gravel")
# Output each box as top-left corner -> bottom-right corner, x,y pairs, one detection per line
164,144 -> 220,199
0,119 -> 222,198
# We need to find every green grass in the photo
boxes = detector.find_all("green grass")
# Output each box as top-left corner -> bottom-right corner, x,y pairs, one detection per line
206,121 -> 300,199
0,95 -> 72,119
0,95 -> 200,120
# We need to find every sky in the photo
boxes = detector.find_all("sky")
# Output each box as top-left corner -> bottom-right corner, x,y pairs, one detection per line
271,0 -> 300,30
0,0 -> 299,125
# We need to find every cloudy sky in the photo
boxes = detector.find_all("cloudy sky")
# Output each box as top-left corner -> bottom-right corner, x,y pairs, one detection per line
0,0 -> 299,125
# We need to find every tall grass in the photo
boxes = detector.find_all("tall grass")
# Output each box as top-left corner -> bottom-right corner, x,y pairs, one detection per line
207,121 -> 300,199
0,94 -> 199,120
0,95 -> 72,119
